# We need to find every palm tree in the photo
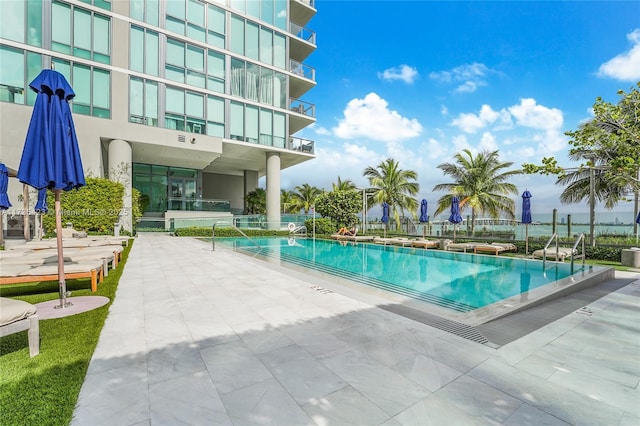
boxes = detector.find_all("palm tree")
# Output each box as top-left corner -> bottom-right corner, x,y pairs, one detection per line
432,149 -> 521,232
291,183 -> 322,214
332,176 -> 357,192
363,158 -> 419,230
280,189 -> 297,213
245,188 -> 266,214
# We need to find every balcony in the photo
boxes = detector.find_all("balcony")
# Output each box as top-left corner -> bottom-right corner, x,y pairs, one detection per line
289,136 -> 315,154
290,59 -> 316,99
290,0 -> 315,27
289,98 -> 315,134
290,21 -> 316,62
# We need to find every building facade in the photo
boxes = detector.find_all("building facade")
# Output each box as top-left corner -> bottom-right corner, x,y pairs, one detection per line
0,0 -> 316,233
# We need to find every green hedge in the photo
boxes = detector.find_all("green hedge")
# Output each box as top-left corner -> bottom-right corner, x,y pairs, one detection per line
174,227 -> 290,237
304,218 -> 334,235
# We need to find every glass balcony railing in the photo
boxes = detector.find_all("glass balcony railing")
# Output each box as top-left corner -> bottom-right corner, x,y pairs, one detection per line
167,197 -> 231,212
289,136 -> 314,154
290,98 -> 315,118
290,59 -> 315,82
290,22 -> 316,44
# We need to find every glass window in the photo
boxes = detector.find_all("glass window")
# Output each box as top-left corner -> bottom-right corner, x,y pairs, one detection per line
26,51 -> 42,105
230,15 -> 244,55
167,39 -> 185,67
260,28 -> 273,66
93,14 -> 110,64
165,64 -> 184,83
274,32 -> 286,69
246,22 -> 259,61
166,0 -> 185,20
145,80 -> 158,125
230,59 -> 245,97
246,62 -> 259,101
207,51 -> 225,93
166,87 -> 185,114
230,101 -> 244,140
0,1 -> 24,43
230,0 -> 245,14
274,112 -> 285,147
245,105 -> 258,143
130,26 -> 144,72
74,8 -> 92,59
274,0 -> 287,30
274,72 -> 286,108
0,46 -> 25,104
260,109 -> 273,146
207,95 -> 225,138
145,31 -> 159,76
93,68 -> 110,117
207,5 -> 225,49
130,77 -> 144,122
72,64 -> 91,108
166,15 -> 184,36
261,0 -> 274,25
130,0 -> 144,22
259,67 -> 274,105
186,45 -> 204,72
187,0 -> 204,27
27,0 -> 42,47
186,92 -> 204,118
52,1 -> 71,54
246,0 -> 260,20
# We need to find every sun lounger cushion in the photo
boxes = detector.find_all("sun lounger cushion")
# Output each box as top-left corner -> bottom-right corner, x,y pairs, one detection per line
532,247 -> 576,261
0,297 -> 39,357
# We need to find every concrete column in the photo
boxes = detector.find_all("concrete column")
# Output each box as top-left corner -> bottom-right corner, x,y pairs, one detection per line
108,139 -> 132,233
266,152 -> 281,230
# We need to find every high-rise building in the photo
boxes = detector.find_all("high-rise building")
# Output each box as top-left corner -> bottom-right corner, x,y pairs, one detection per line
0,0 -> 317,233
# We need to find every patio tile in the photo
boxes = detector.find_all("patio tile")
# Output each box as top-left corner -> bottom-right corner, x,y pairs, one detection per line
503,403 -> 571,425
147,343 -> 207,385
392,393 -> 484,426
302,386 -> 390,425
259,344 -> 347,404
199,339 -> 273,394
220,378 -> 313,425
149,370 -> 231,425
391,353 -> 463,392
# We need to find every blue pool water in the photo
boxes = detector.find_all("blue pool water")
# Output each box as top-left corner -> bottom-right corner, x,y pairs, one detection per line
217,237 -> 590,313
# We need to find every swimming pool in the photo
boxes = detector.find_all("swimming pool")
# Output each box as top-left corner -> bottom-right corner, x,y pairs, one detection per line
217,237 -> 611,321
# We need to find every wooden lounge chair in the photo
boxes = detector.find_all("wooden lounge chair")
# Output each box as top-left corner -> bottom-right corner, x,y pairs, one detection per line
0,297 -> 39,357
389,237 -> 413,247
410,239 -> 439,249
373,237 -> 396,245
532,247 -> 576,261
473,242 -> 517,255
444,242 -> 477,252
0,260 -> 104,292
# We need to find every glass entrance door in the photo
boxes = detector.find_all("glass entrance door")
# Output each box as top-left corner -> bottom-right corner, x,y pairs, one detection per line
168,177 -> 197,210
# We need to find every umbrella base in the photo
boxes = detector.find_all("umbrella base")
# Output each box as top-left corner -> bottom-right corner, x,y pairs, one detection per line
54,302 -> 73,309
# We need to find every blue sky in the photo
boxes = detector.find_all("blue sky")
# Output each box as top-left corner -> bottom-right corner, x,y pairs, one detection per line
275,0 -> 640,218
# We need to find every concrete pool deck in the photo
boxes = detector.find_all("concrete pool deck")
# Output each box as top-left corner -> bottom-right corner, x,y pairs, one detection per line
72,234 -> 639,425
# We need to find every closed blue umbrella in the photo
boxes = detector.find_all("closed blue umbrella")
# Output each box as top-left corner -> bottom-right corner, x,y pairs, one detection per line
35,188 -> 48,213
522,190 -> 532,254
636,211 -> 640,224
35,188 -> 48,240
0,163 -> 11,210
381,202 -> 389,238
17,69 -> 86,308
0,163 -> 11,247
419,199 -> 428,237
449,196 -> 462,242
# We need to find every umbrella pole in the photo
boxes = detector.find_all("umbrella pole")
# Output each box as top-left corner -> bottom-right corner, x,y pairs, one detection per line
525,224 -> 529,256
54,189 -> 71,309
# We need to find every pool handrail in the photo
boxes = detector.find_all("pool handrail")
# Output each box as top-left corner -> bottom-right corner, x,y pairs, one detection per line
570,233 -> 586,273
541,233 -> 559,268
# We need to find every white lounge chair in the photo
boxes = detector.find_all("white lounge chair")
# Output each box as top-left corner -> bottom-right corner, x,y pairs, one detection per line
0,297 -> 39,357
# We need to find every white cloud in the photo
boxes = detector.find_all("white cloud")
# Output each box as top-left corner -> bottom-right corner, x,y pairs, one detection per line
430,63 -> 494,93
440,105 -> 449,116
597,29 -> 640,81
379,64 -> 418,84
508,98 -> 563,131
314,126 -> 331,136
451,104 -> 511,133
332,93 -> 423,142
479,132 -> 498,151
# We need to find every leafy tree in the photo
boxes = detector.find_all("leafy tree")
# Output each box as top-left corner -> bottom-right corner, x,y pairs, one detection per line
363,158 -> 419,230
314,190 -> 361,228
332,176 -> 357,191
523,84 -> 640,244
290,183 -> 322,214
245,188 -> 266,214
432,149 -> 521,232
280,189 -> 297,213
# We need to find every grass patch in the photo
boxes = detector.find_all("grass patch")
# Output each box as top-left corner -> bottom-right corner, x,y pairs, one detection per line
0,240 -> 133,426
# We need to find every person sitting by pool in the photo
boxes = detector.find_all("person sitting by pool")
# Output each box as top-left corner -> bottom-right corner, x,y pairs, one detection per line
338,226 -> 357,236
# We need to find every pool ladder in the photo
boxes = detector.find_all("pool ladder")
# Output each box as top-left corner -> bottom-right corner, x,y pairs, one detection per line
541,233 -> 586,273
211,220 -> 261,251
